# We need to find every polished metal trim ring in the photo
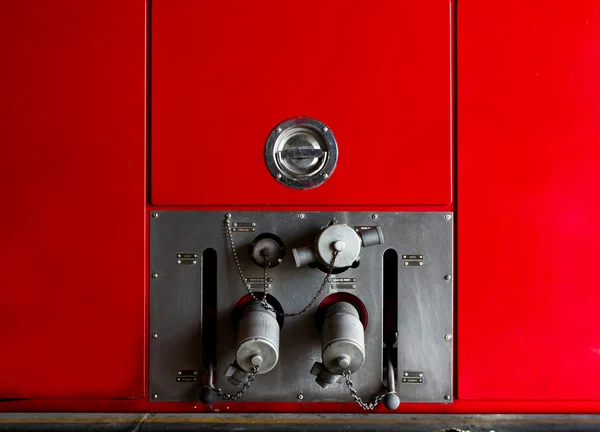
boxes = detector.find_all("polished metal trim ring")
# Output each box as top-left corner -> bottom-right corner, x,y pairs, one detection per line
264,117 -> 338,190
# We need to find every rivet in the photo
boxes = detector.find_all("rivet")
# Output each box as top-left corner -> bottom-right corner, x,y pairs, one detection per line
445,275 -> 452,280
352,285 -> 356,289
226,213 -> 232,219
252,223 -> 256,227
176,378 -> 181,382
192,260 -> 197,264
444,214 -> 452,220
444,395 -> 451,400
419,262 -> 424,266
178,371 -> 182,375
152,333 -> 158,339
404,372 -> 408,377
371,214 -> 379,220
177,260 -> 182,264
404,262 -> 409,266
445,334 -> 452,341
276,127 -> 282,133
193,371 -> 198,375
419,373 -> 423,377
267,284 -> 272,288
152,213 -> 159,218
322,126 -> 328,132
298,394 -> 304,400
323,173 -> 329,178
152,394 -> 158,399
276,173 -> 282,179
151,273 -> 159,278
298,213 -> 305,219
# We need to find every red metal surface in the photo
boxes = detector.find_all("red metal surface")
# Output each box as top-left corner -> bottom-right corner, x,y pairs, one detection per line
151,0 -> 452,206
458,0 -> 600,400
0,0 -> 147,398
2,0 -> 600,416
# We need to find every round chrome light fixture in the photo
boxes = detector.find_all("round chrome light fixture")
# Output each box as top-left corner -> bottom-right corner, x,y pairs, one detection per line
265,117 -> 338,190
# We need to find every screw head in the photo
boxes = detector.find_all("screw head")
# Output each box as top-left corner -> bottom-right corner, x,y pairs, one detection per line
193,371 -> 198,375
152,333 -> 158,339
323,173 -> 329,178
225,213 -> 232,218
252,223 -> 256,227
151,273 -> 158,278
322,126 -> 328,132
444,395 -> 451,400
152,394 -> 158,399
371,214 -> 379,220
192,260 -> 197,264
445,275 -> 452,280
177,260 -> 182,264
404,262 -> 409,266
404,372 -> 408,377
419,262 -> 424,266
276,173 -> 282,179
445,334 -> 452,341
351,284 -> 356,289
298,213 -> 305,219
276,127 -> 282,133
419,373 -> 423,377
444,214 -> 452,220
152,212 -> 159,218
298,394 -> 304,400
178,371 -> 182,375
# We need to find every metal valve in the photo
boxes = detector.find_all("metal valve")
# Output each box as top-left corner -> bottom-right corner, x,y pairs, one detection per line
311,301 -> 365,388
225,301 -> 280,386
293,220 -> 384,269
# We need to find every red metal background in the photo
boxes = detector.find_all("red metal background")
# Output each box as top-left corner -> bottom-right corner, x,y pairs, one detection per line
2,0 -> 600,415
151,0 -> 452,206
0,0 -> 147,398
457,0 -> 600,400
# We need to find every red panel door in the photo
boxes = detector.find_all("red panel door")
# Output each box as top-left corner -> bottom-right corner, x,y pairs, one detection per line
151,0 -> 452,206
0,0 -> 147,398
458,1 -> 600,399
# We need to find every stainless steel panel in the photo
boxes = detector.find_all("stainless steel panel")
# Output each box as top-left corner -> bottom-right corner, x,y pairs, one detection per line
149,211 -> 452,403
395,213 -> 453,403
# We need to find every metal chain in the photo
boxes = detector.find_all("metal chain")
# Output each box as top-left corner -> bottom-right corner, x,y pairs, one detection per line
343,370 -> 386,410
225,214 -> 337,317
213,365 -> 259,401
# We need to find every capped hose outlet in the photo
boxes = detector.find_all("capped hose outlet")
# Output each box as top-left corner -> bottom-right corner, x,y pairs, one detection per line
310,301 -> 366,389
225,301 -> 280,386
293,220 -> 384,269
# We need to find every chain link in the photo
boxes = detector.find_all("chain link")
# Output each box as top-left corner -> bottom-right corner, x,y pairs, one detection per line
225,214 -> 337,317
343,370 -> 386,410
213,365 -> 259,401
